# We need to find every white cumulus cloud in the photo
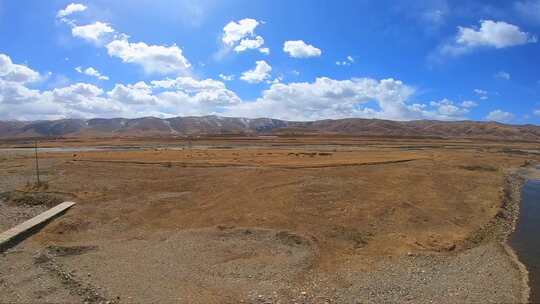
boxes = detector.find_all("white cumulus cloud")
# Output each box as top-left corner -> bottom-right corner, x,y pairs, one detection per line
486,109 -> 515,122
57,3 -> 87,18
0,80 -> 41,105
108,82 -> 156,105
221,18 -> 268,54
0,53 -> 40,83
106,39 -> 191,75
151,77 -> 227,92
222,18 -> 259,46
234,36 -> 264,52
0,53 -> 244,120
76,66 -> 109,81
283,40 -> 322,58
225,78 -> 474,121
240,61 -> 272,84
72,22 -> 115,43
429,99 -> 469,118
441,20 -> 537,56
64,16 -> 191,76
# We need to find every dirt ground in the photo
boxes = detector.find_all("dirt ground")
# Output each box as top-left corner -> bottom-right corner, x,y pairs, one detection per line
0,136 -> 538,303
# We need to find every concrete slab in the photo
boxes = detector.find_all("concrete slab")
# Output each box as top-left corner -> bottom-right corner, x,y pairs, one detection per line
0,201 -> 75,252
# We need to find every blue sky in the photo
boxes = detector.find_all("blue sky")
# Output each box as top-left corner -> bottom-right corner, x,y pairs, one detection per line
1,0 -> 540,124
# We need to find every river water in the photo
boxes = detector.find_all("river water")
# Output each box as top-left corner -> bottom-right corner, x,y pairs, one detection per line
0,146 -> 144,153
509,179 -> 540,303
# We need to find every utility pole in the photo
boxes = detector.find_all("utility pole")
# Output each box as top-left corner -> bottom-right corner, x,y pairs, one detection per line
34,140 -> 40,187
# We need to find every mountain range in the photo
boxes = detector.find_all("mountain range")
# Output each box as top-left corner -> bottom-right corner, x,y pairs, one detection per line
1,116 -> 540,141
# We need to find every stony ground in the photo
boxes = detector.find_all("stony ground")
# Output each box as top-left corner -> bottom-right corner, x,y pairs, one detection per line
0,137 -> 538,303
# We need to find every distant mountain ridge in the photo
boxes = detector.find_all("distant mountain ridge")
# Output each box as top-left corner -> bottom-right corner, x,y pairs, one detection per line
1,115 -> 540,141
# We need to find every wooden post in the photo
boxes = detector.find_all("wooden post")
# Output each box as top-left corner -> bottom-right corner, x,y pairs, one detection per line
34,140 -> 40,186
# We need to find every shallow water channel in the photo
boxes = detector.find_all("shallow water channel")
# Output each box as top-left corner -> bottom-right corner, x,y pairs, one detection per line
509,179 -> 540,303
0,146 -> 143,153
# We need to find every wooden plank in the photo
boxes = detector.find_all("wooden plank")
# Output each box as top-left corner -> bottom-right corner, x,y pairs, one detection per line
0,202 -> 76,252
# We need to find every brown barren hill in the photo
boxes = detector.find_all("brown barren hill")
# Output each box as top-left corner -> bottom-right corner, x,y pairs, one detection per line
1,116 -> 540,141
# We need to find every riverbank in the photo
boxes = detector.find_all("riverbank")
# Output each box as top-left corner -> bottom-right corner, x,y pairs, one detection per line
494,168 -> 532,304
503,166 -> 540,304
507,167 -> 540,304
505,169 -> 533,304
450,168 -> 532,304
493,165 -> 540,304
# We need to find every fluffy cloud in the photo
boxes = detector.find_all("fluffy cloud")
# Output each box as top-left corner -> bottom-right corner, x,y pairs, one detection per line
114,77 -> 241,115
76,66 -> 109,81
0,78 -> 241,120
40,83 -> 124,118
0,52 -> 241,119
106,39 -> 191,75
151,77 -> 228,93
222,18 -> 259,46
457,20 -> 535,48
72,22 -> 115,43
0,54 -> 42,109
0,80 -> 41,104
234,36 -> 265,53
49,83 -> 103,101
429,99 -> 469,118
64,16 -> 191,75
0,69 -> 480,122
0,54 -> 40,83
283,40 -> 322,58
225,78 -> 475,121
441,20 -> 537,56
534,109 -> 540,116
486,109 -> 515,122
240,61 -> 272,84
108,82 -> 156,105
226,77 -> 414,120
494,71 -> 511,80
0,51 -> 505,123
221,18 -> 268,54
108,77 -> 241,114
57,3 -> 87,18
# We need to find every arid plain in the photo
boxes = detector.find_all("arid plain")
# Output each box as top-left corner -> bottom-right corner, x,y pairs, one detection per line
1,136 -> 539,303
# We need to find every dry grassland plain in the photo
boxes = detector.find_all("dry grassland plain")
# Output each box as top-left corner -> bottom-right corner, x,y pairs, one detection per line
0,136 -> 539,303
